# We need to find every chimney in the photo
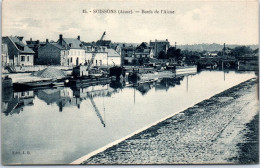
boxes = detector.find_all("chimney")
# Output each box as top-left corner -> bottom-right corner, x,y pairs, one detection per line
59,34 -> 63,45
37,40 -> 40,44
175,42 -> 177,48
30,38 -> 32,41
77,35 -> 80,40
46,39 -> 49,44
17,36 -> 24,41
166,39 -> 168,42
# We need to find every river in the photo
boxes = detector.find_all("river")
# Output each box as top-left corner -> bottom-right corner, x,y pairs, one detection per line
1,70 -> 256,164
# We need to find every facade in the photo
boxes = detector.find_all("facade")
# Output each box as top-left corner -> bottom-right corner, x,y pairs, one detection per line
57,34 -> 85,66
134,48 -> 154,59
114,44 -> 122,56
121,46 -> 136,65
26,38 -> 46,64
150,39 -> 170,58
38,40 -> 69,66
2,36 -> 35,66
1,43 -> 9,66
107,48 -> 121,66
84,44 -> 108,67
135,42 -> 154,59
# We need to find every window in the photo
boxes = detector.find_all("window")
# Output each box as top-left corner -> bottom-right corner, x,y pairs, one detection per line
27,56 -> 29,61
70,57 -> 72,62
21,56 -> 25,61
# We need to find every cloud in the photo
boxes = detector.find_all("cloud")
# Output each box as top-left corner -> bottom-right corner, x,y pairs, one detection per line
2,0 -> 258,45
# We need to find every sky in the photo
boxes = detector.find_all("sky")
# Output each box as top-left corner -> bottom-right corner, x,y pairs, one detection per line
2,0 -> 259,45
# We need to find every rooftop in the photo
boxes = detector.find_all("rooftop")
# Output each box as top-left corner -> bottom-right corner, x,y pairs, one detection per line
107,48 -> 120,57
62,38 -> 83,49
7,36 -> 35,54
50,42 -> 67,50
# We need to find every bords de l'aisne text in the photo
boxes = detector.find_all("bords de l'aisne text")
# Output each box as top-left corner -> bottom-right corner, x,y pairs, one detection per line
82,9 -> 175,14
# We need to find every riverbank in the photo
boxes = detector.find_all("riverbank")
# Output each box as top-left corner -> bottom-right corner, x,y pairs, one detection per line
82,77 -> 258,164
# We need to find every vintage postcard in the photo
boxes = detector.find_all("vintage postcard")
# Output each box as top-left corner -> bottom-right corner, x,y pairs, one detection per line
1,0 -> 259,165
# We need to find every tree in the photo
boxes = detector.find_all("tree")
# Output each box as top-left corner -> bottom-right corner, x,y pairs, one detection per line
138,58 -> 144,66
231,46 -> 253,57
132,58 -> 138,65
181,50 -> 200,65
158,51 -> 167,59
167,47 -> 182,62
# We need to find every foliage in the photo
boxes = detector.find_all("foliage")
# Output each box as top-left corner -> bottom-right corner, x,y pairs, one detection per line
181,50 -> 201,65
132,58 -> 138,65
109,66 -> 125,78
158,51 -> 167,59
231,46 -> 254,57
167,47 -> 182,61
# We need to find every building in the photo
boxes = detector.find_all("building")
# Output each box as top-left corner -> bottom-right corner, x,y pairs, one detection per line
135,42 -> 154,59
2,36 -> 35,66
121,45 -> 136,65
26,38 -> 46,64
1,43 -> 9,66
113,44 -> 122,56
222,43 -> 233,56
57,34 -> 85,66
150,39 -> 170,58
96,40 -> 112,48
107,48 -> 121,66
134,48 -> 154,59
83,43 -> 108,67
38,39 -> 69,66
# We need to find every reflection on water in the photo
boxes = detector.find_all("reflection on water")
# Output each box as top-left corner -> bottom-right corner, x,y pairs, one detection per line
1,71 -> 256,164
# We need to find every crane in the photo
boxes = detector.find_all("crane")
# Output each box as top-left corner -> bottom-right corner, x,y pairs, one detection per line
88,94 -> 106,127
100,31 -> 106,41
86,31 -> 106,71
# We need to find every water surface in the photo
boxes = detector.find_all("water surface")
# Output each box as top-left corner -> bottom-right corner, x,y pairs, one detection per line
2,70 -> 256,164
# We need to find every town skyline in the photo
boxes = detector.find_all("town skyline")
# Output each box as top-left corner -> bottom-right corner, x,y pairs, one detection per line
2,0 -> 258,45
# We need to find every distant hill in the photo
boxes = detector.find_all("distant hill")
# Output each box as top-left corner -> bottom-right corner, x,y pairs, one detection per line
177,43 -> 259,51
112,42 -> 139,47
111,42 -> 259,51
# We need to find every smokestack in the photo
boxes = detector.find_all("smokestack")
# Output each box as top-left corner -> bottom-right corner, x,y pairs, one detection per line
30,38 -> 32,41
77,35 -> 80,40
166,39 -> 168,42
59,34 -> 63,45
17,36 -> 24,41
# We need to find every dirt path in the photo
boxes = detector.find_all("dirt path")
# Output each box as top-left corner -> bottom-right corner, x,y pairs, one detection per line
82,78 -> 258,164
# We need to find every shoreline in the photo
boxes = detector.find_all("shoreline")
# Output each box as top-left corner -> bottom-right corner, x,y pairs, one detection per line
79,77 -> 258,165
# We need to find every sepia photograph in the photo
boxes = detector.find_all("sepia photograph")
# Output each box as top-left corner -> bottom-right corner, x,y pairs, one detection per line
1,0 -> 259,165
